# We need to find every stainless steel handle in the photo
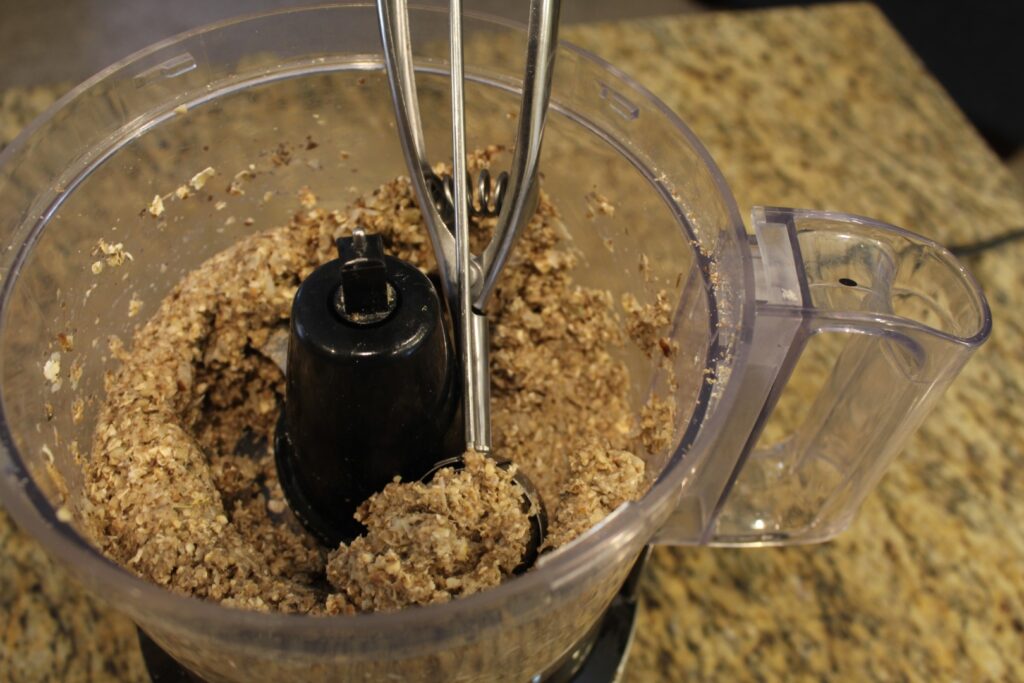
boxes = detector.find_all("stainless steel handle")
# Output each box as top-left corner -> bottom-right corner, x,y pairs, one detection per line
475,0 -> 561,309
376,0 -> 459,305
377,0 -> 561,454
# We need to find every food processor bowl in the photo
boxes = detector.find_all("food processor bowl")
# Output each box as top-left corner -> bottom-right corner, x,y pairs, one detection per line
0,4 -> 989,682
0,5 -> 749,680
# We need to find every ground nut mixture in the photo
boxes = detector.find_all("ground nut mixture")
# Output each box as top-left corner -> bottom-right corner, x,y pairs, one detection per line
324,452 -> 531,614
82,161 -> 658,614
543,444 -> 646,549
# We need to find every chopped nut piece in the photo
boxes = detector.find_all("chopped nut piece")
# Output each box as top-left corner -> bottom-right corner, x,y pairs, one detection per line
227,168 -> 253,196
189,166 -> 216,191
639,395 -> 675,455
270,143 -> 292,166
585,190 -> 615,217
43,352 -> 61,383
92,239 -> 133,267
57,332 -> 74,352
298,187 -> 317,209
658,337 -> 677,358
638,253 -> 651,281
148,194 -> 165,217
621,290 -> 672,357
128,294 -> 143,318
69,358 -> 84,391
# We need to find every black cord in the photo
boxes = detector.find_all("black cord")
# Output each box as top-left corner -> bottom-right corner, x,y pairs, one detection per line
949,227 -> 1024,257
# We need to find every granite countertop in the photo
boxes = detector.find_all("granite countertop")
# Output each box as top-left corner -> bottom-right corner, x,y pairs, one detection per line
2,3 -> 1023,681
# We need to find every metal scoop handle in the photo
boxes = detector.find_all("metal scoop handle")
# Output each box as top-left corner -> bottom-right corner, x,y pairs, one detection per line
475,0 -> 560,310
377,0 -> 560,451
377,0 -> 459,303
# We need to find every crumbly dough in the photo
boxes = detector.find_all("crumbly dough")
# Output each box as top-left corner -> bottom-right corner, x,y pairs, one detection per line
543,444 -> 646,549
621,290 -> 672,358
324,452 -> 530,614
639,395 -> 677,456
83,157 -> 656,614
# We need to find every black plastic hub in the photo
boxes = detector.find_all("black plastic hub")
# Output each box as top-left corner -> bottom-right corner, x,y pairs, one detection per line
334,231 -> 396,324
275,233 -> 462,546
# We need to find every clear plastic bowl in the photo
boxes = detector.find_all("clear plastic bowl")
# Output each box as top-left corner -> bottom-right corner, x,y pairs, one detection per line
0,5 -> 750,681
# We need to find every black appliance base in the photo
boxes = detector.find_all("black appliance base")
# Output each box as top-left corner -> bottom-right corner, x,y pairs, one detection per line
141,548 -> 650,683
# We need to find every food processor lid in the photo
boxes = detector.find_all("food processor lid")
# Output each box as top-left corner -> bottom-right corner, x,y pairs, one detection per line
0,2 -> 753,639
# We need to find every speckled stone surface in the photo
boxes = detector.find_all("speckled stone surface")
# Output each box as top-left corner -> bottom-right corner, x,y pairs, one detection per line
561,5 -> 1024,682
0,88 -> 150,682
2,4 -> 1022,681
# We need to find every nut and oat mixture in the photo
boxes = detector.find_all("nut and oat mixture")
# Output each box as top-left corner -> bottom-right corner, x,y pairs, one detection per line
324,452 -> 531,614
82,157 -> 657,614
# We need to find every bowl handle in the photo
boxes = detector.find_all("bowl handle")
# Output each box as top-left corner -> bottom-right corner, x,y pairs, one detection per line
654,207 -> 990,546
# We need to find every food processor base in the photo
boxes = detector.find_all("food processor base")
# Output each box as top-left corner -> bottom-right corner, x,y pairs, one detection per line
138,548 -> 650,683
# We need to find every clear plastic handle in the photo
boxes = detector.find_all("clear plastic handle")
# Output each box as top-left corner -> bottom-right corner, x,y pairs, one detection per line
655,207 -> 992,546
